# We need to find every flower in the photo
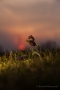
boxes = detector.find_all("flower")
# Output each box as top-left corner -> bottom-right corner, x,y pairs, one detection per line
26,35 -> 37,46
17,56 -> 24,60
26,40 -> 36,46
28,34 -> 35,41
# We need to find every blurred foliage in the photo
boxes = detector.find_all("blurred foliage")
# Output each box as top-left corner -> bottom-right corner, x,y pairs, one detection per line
0,48 -> 60,89
0,35 -> 60,89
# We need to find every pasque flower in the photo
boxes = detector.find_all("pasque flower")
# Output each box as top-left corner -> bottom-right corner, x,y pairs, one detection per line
26,35 -> 36,46
26,35 -> 40,58
26,40 -> 36,46
28,34 -> 35,41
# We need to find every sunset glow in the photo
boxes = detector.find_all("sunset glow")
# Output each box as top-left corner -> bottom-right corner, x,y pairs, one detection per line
0,0 -> 60,50
18,44 -> 25,50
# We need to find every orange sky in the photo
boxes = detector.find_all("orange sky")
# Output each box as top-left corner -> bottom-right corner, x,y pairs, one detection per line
0,0 -> 60,50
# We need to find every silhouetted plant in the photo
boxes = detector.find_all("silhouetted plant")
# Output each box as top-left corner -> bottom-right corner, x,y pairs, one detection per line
26,35 -> 40,58
28,34 -> 35,41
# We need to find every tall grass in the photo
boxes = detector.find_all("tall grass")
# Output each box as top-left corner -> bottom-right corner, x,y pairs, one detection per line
0,35 -> 60,89
0,48 -> 60,90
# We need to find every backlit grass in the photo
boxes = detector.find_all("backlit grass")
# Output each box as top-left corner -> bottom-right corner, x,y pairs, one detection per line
0,48 -> 60,90
0,35 -> 60,89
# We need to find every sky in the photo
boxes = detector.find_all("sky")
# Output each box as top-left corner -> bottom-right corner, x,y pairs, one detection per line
0,0 -> 60,50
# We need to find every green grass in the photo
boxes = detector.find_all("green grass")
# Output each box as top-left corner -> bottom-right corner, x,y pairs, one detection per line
0,49 -> 60,90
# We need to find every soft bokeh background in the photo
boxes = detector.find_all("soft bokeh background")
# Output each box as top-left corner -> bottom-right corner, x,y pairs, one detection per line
0,0 -> 60,50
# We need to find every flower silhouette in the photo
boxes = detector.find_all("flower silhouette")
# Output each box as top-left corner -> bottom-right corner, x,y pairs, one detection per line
26,35 -> 40,57
26,40 -> 36,46
26,35 -> 36,46
28,34 -> 35,41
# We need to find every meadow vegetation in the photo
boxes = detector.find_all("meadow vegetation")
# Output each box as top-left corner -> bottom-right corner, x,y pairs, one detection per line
0,35 -> 60,90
